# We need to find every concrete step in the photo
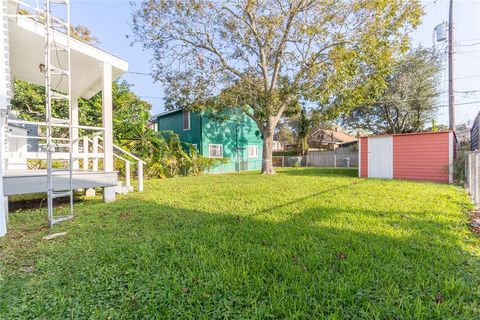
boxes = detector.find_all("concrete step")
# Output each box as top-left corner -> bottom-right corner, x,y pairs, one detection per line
114,181 -> 133,194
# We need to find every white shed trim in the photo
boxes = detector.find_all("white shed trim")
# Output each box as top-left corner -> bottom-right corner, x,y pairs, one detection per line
358,138 -> 361,177
449,131 -> 454,183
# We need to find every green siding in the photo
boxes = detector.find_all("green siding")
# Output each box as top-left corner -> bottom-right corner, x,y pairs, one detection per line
201,111 -> 263,173
157,110 -> 202,146
156,109 -> 263,173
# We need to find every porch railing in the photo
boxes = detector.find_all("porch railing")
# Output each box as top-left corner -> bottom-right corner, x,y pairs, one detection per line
6,119 -> 145,192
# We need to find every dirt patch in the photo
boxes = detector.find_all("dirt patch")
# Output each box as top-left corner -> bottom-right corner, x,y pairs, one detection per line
470,211 -> 480,235
8,193 -> 85,211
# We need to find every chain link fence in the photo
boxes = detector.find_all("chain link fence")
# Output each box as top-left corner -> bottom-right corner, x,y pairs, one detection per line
466,151 -> 480,206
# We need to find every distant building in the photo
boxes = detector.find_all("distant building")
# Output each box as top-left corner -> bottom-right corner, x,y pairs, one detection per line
152,109 -> 263,173
308,127 -> 357,150
272,140 -> 285,152
471,113 -> 480,150
455,123 -> 470,147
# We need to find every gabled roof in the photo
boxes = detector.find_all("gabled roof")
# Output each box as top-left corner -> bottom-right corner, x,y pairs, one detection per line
151,109 -> 183,120
309,128 -> 357,144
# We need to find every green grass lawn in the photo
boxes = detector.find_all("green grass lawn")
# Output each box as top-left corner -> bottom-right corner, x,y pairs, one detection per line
1,168 -> 479,319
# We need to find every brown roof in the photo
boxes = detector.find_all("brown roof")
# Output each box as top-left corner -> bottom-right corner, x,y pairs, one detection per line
309,129 -> 357,144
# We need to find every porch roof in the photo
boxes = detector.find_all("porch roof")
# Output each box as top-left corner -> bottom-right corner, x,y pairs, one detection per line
8,6 -> 128,99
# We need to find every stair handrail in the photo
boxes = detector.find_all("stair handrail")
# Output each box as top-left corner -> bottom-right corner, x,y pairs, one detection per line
86,136 -> 145,192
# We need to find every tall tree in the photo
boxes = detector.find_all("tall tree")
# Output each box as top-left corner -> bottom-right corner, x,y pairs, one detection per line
342,47 -> 441,134
131,0 -> 422,174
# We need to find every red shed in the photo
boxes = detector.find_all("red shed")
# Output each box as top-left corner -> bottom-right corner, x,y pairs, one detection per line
358,131 -> 456,183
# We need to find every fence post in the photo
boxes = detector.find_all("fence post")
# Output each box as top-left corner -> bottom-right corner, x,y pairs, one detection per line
138,161 -> 144,192
475,153 -> 479,206
467,153 -> 473,197
93,134 -> 99,171
82,136 -> 88,170
334,155 -> 337,168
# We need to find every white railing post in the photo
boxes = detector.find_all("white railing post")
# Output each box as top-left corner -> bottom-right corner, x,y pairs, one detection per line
72,96 -> 79,169
138,161 -> 143,192
125,161 -> 131,188
93,134 -> 99,171
82,136 -> 88,170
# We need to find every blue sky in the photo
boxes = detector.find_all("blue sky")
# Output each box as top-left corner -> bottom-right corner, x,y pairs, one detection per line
58,1 -> 480,125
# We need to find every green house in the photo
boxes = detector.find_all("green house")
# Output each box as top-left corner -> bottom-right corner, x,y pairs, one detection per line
153,109 -> 264,173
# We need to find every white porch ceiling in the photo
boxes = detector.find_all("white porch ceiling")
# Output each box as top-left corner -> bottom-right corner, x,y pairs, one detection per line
8,13 -> 128,99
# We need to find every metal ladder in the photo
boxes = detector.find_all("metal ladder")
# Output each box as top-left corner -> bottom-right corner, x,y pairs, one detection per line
44,0 -> 73,226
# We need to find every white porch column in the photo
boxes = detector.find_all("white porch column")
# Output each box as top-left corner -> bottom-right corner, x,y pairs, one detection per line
102,63 -> 115,203
0,112 -> 7,237
72,95 -> 79,169
0,1 -> 10,237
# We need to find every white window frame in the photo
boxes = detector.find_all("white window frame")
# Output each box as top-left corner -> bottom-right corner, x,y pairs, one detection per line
209,144 -> 223,158
183,111 -> 190,131
247,145 -> 259,158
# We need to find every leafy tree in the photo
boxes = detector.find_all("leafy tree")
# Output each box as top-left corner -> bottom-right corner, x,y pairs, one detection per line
11,80 -> 149,146
275,123 -> 294,144
342,48 -> 441,134
11,79 -> 220,177
131,0 -> 423,174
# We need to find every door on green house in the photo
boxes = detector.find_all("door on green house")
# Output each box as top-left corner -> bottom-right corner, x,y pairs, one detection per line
233,147 -> 247,172
236,145 -> 259,172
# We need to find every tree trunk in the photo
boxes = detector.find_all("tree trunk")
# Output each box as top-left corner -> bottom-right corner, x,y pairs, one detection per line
261,120 -> 275,175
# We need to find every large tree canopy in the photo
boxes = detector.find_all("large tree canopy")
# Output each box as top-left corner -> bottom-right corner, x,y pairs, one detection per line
132,0 -> 423,174
341,47 -> 441,134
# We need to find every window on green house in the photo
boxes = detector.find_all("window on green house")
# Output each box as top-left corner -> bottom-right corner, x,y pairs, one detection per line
209,144 -> 223,158
183,111 -> 190,130
248,146 -> 259,158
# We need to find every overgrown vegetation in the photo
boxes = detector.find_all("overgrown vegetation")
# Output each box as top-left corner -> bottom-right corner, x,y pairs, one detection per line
1,168 -> 478,318
11,79 -> 220,178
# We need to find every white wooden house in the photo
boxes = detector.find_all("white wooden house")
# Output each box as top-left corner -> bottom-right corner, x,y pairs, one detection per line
0,1 -> 145,236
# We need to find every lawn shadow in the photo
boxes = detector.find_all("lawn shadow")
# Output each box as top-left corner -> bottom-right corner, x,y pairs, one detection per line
2,195 -> 479,319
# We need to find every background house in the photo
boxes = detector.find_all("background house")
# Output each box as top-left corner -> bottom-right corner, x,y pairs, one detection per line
272,140 -> 285,152
154,109 -> 263,173
308,127 -> 357,150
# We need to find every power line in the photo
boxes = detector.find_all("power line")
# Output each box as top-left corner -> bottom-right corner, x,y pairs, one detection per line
436,100 -> 480,108
455,42 -> 480,47
139,95 -> 164,99
126,71 -> 151,76
455,74 -> 480,80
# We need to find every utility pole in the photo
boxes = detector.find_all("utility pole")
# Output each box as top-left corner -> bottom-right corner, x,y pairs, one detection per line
448,0 -> 455,131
